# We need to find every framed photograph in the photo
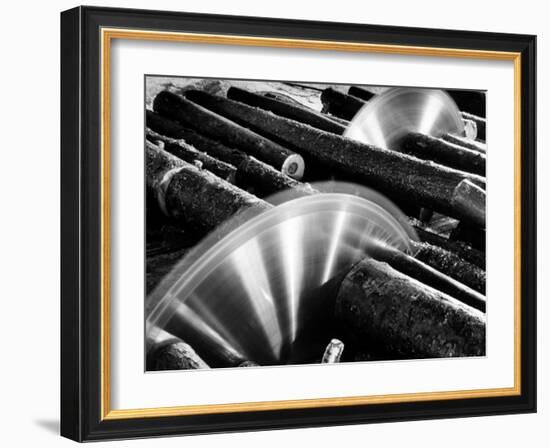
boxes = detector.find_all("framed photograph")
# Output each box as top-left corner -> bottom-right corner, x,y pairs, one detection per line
60,6 -> 536,441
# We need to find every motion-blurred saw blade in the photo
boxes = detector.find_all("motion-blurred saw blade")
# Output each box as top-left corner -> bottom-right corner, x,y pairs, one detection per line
146,184 -> 416,368
344,87 -> 465,150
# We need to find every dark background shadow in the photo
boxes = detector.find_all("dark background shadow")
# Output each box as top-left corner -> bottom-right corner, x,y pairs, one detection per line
34,419 -> 59,435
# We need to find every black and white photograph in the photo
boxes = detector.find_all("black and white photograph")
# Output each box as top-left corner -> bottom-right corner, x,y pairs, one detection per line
53,4 -> 538,443
144,76 -> 487,371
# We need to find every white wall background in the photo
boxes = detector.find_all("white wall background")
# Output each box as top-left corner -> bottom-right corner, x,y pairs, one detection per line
0,0 -> 546,446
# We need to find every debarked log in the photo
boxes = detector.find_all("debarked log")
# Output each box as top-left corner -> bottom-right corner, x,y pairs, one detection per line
227,86 -> 347,135
146,140 -> 270,233
153,91 -> 305,179
335,259 -> 486,358
146,111 -> 316,198
400,132 -> 486,176
320,87 -> 367,120
411,240 -> 486,294
368,242 -> 485,311
146,128 -> 236,181
181,90 -> 486,223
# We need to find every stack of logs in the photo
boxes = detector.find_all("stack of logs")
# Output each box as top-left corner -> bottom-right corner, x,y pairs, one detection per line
146,81 -> 487,370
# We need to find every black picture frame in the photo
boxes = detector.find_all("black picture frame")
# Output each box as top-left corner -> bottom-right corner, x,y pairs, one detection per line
61,5 -> 536,442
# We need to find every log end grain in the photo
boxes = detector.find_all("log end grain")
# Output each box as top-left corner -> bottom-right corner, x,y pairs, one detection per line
462,118 -> 478,140
281,153 -> 305,178
321,339 -> 345,363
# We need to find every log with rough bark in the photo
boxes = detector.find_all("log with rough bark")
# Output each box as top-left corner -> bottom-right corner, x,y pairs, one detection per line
442,133 -> 487,154
146,111 -> 316,198
147,337 -> 210,371
400,132 -> 486,176
461,111 -> 486,141
320,87 -> 366,120
227,86 -> 347,135
234,155 -> 318,198
413,225 -> 485,269
447,90 -> 486,118
335,259 -> 486,358
368,241 -> 485,311
146,140 -> 270,233
451,180 -> 486,228
411,240 -> 485,294
146,128 -> 236,181
263,91 -> 351,126
153,91 -> 305,179
182,90 -> 486,223
347,86 -> 376,102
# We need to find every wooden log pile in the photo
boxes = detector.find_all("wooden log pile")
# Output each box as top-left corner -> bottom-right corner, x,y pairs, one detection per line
335,259 -> 485,358
145,80 -> 488,369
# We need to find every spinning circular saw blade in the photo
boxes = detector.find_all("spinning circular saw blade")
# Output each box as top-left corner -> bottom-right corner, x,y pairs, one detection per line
146,183 -> 417,368
344,87 -> 465,150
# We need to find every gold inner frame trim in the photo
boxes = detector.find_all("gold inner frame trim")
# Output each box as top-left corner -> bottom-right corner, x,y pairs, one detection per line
100,27 -> 522,421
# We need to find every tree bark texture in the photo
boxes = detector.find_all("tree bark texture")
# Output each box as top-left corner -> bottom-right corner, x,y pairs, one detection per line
153,91 -> 304,179
147,338 -> 210,371
147,128 -> 236,181
227,86 -> 347,134
413,225 -> 485,269
182,90 -> 486,223
146,111 -> 315,198
400,132 -> 486,176
146,140 -> 270,234
335,259 -> 486,358
368,242 -> 486,311
411,240 -> 486,294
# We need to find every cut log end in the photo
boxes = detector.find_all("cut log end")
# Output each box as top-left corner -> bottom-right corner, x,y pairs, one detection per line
462,118 -> 478,140
321,339 -> 345,363
281,154 -> 305,178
